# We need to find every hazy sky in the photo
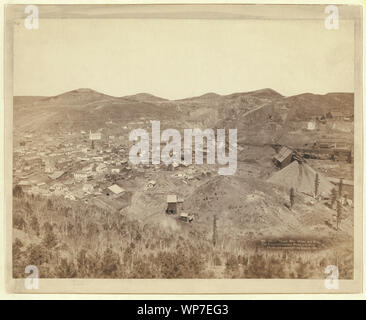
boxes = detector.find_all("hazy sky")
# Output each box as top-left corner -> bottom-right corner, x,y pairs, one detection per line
14,18 -> 354,98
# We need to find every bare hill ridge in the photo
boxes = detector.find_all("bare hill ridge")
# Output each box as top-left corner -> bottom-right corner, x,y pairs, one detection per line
122,93 -> 168,103
15,88 -> 353,110
13,88 -> 354,141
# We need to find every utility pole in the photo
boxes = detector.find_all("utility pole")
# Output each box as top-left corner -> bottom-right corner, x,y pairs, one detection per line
338,178 -> 343,198
212,215 -> 217,247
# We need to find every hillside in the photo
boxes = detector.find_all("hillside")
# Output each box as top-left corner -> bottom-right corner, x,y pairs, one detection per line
122,93 -> 168,103
14,88 -> 354,148
41,88 -> 116,106
284,92 -> 354,121
12,87 -> 355,279
13,89 -> 179,135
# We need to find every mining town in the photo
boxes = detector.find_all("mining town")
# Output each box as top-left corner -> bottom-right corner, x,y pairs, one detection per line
12,88 -> 354,279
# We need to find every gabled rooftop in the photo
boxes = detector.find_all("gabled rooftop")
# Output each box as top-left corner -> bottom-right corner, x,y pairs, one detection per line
107,184 -> 125,195
273,146 -> 293,163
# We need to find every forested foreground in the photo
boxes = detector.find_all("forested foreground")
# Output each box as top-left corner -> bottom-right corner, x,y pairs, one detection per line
12,187 -> 353,279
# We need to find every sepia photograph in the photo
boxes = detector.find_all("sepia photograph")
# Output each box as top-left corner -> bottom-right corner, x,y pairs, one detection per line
3,3 -> 363,294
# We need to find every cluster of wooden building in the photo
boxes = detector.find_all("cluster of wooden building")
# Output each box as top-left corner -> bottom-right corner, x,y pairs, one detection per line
165,195 -> 194,223
273,139 -> 353,167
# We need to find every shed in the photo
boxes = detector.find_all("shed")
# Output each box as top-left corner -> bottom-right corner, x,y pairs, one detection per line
48,170 -> 65,180
167,195 -> 177,203
307,120 -> 316,130
179,212 -> 194,223
107,184 -> 125,195
83,184 -> 94,193
330,111 -> 343,120
18,180 -> 30,186
166,194 -> 183,215
273,146 -> 293,168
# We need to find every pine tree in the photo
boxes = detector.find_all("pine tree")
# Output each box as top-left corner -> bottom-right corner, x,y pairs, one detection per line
212,215 -> 217,247
42,228 -> 58,248
314,173 -> 320,198
336,200 -> 342,231
338,178 -> 343,198
47,199 -> 53,210
289,187 -> 295,209
101,247 -> 120,277
13,185 -> 24,198
30,216 -> 40,236
330,188 -> 337,209
347,151 -> 352,164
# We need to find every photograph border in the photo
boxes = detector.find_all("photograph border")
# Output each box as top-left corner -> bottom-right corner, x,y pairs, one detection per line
3,3 -> 364,294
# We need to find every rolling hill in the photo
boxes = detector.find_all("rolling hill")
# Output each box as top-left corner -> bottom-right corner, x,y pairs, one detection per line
13,88 -> 354,147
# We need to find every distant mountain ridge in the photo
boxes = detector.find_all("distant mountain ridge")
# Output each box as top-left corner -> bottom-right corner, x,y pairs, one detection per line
13,87 -> 354,138
14,87 -> 352,105
122,93 -> 168,103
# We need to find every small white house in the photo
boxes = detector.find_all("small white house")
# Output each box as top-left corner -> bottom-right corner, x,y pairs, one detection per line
307,120 -> 316,130
96,163 -> 107,173
107,184 -> 125,195
83,183 -> 94,193
74,172 -> 88,181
